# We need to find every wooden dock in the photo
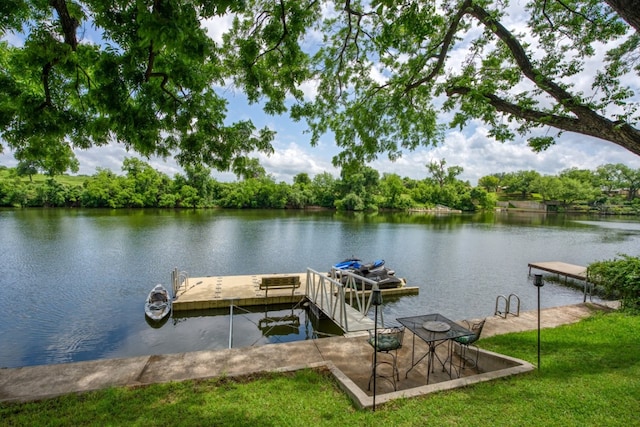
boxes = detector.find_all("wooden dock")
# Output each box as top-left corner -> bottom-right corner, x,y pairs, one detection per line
528,261 -> 595,302
528,261 -> 587,281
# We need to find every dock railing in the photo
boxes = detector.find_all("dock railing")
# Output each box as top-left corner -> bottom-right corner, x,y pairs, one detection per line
306,268 -> 382,332
171,267 -> 189,299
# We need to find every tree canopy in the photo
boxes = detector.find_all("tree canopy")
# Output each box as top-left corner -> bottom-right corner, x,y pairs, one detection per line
1,1 -> 639,174
225,0 -> 640,162
0,0 -> 274,174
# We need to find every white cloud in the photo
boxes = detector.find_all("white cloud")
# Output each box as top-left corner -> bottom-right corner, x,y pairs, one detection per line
367,122 -> 640,186
258,142 -> 338,182
201,14 -> 234,44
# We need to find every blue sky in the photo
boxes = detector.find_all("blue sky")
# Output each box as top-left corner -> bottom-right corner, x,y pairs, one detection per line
2,4 -> 640,186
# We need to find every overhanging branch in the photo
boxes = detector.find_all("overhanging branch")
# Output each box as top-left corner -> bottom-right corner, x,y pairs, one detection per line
447,86 -> 640,155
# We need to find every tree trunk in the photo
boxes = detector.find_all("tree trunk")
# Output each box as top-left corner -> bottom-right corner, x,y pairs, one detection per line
606,0 -> 640,32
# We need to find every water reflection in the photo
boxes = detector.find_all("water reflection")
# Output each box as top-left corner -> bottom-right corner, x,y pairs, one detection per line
172,303 -> 343,346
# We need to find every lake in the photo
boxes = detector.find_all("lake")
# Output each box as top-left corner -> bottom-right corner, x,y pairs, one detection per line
1,208 -> 639,369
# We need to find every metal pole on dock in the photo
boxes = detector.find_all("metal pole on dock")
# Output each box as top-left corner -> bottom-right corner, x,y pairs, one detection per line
228,300 -> 234,349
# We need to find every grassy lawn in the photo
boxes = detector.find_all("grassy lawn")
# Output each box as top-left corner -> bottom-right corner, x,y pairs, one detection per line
0,169 -> 88,187
2,312 -> 638,426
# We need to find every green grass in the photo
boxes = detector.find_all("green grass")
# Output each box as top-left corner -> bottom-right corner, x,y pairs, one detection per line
0,169 -> 88,187
2,313 -> 639,426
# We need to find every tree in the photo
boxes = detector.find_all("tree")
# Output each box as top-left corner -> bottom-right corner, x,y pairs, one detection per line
15,160 -> 38,182
293,173 -> 311,187
6,2 -> 639,171
1,1 -> 274,175
309,172 -> 337,207
478,174 -> 501,192
596,163 -> 626,194
595,163 -> 640,200
426,159 -> 463,188
181,163 -> 217,205
225,1 -> 640,165
337,164 -> 380,210
502,170 -> 541,198
81,168 -> 123,208
559,168 -> 598,187
14,142 -> 79,177
121,158 -> 166,207
178,185 -> 202,209
379,173 -> 408,208
616,164 -> 640,201
232,158 -> 266,181
533,175 -> 599,207
289,173 -> 313,208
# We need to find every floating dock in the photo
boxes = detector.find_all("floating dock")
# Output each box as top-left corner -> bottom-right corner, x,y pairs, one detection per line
172,272 -> 419,312
172,273 -> 308,311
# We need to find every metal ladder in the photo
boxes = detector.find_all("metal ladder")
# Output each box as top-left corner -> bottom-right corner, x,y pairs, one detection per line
494,293 -> 521,318
171,267 -> 189,298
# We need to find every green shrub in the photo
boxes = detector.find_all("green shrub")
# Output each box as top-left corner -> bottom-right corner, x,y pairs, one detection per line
588,254 -> 640,313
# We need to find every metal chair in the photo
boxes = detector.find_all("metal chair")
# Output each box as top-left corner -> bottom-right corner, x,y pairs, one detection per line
367,326 -> 404,391
454,319 -> 486,370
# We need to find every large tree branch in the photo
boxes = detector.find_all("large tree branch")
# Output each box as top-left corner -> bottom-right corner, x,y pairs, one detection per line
404,0 -> 472,92
468,4 -> 598,119
251,0 -> 289,66
463,3 -> 640,156
49,0 -> 78,50
39,0 -> 78,110
447,86 -> 640,155
400,1 -> 640,155
605,0 -> 640,33
143,3 -> 180,105
145,54 -> 181,104
40,61 -> 57,110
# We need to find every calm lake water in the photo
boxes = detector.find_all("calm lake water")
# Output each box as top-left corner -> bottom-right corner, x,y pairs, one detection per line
1,208 -> 639,369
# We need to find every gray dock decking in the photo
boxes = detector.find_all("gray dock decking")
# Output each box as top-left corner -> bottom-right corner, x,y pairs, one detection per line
528,261 -> 587,281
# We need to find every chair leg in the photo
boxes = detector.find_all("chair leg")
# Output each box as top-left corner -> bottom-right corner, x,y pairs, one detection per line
470,344 -> 479,370
394,351 -> 400,381
459,343 -> 468,371
458,343 -> 480,371
368,350 -> 399,391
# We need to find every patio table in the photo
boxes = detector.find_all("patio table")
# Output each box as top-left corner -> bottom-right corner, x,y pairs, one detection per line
397,313 -> 473,384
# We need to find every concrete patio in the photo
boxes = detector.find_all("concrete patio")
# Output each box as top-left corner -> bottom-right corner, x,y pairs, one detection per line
0,302 -> 618,408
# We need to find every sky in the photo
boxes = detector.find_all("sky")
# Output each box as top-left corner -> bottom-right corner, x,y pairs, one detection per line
2,3 -> 640,186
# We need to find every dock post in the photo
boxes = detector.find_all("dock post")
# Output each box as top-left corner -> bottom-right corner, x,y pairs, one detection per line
228,299 -> 235,349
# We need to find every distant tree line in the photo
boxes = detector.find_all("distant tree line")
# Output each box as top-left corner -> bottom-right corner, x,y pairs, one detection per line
1,158 -> 639,214
478,163 -> 640,214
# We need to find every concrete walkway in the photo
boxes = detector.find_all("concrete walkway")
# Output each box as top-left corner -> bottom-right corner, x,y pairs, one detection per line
0,302 -> 618,404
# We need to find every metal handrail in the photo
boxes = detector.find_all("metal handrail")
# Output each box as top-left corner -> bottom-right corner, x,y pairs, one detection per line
307,268 -> 381,332
171,267 -> 189,299
495,294 -> 508,318
495,293 -> 521,318
508,293 -> 521,317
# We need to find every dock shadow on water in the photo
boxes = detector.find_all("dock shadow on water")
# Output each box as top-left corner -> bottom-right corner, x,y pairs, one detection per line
170,302 -> 344,348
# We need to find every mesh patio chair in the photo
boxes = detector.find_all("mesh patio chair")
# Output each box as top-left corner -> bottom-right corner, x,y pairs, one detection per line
367,326 -> 404,391
454,319 -> 486,370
